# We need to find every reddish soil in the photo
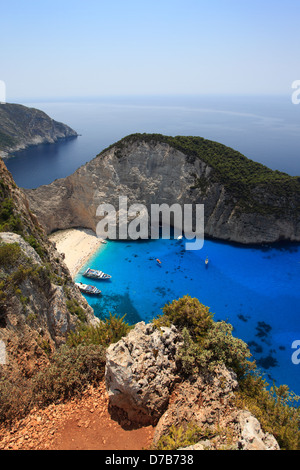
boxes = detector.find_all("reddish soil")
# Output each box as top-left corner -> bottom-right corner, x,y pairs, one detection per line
0,381 -> 155,451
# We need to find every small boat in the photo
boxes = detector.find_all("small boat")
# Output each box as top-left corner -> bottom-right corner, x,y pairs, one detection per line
156,258 -> 162,265
76,282 -> 102,295
177,235 -> 183,240
205,257 -> 209,266
83,268 -> 111,280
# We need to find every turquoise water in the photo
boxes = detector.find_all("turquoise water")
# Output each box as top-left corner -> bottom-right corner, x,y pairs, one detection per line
76,236 -> 300,394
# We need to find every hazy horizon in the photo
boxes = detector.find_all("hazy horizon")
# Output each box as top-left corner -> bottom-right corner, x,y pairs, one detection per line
9,91 -> 293,105
1,0 -> 300,101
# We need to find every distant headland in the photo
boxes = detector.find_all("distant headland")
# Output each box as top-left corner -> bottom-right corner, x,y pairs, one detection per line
0,102 -> 78,159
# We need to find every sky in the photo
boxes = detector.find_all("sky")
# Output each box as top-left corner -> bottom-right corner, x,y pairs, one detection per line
1,0 -> 300,100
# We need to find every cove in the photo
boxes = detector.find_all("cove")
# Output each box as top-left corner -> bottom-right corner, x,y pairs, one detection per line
75,235 -> 300,395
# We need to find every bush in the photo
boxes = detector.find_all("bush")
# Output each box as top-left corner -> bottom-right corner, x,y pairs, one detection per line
67,313 -> 132,348
152,423 -> 214,450
199,320 -> 254,378
32,344 -> 106,406
153,295 -> 214,343
175,327 -> 199,376
0,242 -> 22,268
0,369 -> 33,423
0,344 -> 106,423
66,299 -> 87,323
0,198 -> 23,234
24,235 -> 46,259
237,373 -> 300,450
154,296 -> 253,379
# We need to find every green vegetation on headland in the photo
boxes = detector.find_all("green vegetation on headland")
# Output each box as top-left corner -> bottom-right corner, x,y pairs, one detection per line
102,133 -> 300,217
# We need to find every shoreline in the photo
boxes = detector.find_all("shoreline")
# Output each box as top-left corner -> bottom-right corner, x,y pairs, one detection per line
49,228 -> 106,278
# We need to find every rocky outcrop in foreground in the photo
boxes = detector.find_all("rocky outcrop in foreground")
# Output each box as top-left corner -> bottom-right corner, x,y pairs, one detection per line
26,134 -> 300,245
0,103 -> 78,159
105,322 -> 280,451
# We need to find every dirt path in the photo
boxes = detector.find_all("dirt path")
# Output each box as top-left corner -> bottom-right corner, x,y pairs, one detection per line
0,381 -> 155,450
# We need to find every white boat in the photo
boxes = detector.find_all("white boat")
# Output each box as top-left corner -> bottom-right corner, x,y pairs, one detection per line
83,268 -> 112,280
76,282 -> 102,295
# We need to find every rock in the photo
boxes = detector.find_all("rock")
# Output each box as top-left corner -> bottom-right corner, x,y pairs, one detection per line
177,410 -> 280,451
178,440 -> 212,451
105,322 -> 181,425
236,410 -> 280,451
153,364 -> 239,446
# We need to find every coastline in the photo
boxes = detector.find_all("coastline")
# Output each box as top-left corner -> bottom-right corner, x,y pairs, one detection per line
49,228 -> 105,278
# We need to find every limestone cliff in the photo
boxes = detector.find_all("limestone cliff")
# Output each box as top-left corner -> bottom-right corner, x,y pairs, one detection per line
25,133 -> 300,245
0,103 -> 78,159
0,159 -> 97,376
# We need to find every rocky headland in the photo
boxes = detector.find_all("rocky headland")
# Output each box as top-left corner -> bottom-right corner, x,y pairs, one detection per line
25,133 -> 300,245
0,103 -> 78,159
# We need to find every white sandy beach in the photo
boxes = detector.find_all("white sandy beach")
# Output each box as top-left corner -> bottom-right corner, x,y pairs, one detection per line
49,228 -> 105,278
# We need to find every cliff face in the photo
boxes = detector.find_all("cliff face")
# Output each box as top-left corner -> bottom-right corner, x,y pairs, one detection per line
25,134 -> 300,245
0,159 -> 97,376
0,103 -> 78,159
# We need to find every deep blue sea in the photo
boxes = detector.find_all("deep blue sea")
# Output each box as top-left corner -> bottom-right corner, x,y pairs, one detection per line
4,95 -> 300,393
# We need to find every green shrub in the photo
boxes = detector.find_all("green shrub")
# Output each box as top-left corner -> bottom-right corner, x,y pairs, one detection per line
0,242 -> 22,268
32,344 -> 106,407
66,299 -> 87,323
0,198 -> 23,234
0,370 -> 33,423
67,313 -> 132,348
24,235 -> 46,259
175,327 -> 199,376
175,321 -> 253,379
153,295 -> 214,343
153,296 -> 253,379
0,344 -> 106,423
199,320 -> 254,378
237,373 -> 300,450
152,423 -> 214,450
